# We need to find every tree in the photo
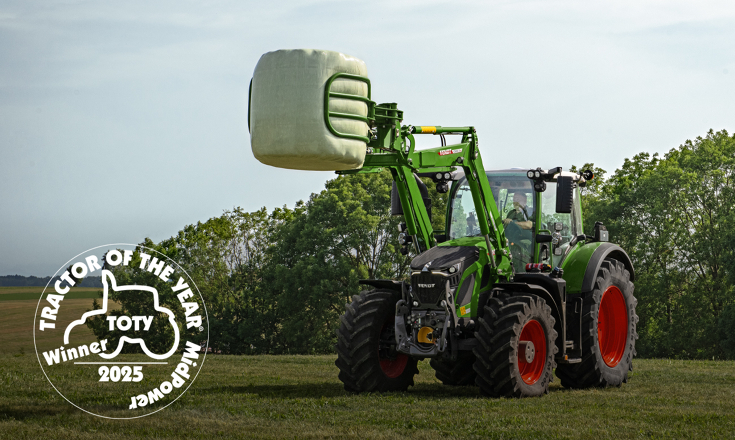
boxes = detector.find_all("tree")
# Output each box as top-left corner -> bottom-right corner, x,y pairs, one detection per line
86,247 -> 196,355
263,170 -> 411,353
582,129 -> 735,358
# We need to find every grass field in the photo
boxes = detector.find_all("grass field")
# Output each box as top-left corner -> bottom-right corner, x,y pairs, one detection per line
0,288 -> 115,356
2,297 -> 735,439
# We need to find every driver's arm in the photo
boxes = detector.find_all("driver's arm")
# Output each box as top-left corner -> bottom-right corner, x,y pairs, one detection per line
503,218 -> 533,229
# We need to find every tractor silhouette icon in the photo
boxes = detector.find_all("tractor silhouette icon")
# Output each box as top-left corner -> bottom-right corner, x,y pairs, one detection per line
64,270 -> 180,360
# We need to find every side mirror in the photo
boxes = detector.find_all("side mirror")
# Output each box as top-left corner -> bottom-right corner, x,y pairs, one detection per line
414,175 -> 432,222
391,176 -> 432,222
390,181 -> 403,216
556,176 -> 574,213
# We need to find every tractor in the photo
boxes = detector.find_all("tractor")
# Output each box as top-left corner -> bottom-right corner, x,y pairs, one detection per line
334,155 -> 638,397
248,49 -> 638,398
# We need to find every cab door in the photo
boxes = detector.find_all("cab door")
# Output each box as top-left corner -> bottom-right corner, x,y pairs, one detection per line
534,184 -> 583,267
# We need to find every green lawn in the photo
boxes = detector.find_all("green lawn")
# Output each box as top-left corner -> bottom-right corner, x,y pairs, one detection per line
2,355 -> 735,439
1,298 -> 734,438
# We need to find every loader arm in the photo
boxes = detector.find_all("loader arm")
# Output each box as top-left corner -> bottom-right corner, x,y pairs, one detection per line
338,121 -> 513,276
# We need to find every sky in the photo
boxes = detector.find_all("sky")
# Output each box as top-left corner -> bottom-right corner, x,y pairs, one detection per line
1,0 -> 734,276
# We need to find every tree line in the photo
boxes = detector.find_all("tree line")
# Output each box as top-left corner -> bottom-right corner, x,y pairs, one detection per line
89,129 -> 735,359
0,275 -> 103,287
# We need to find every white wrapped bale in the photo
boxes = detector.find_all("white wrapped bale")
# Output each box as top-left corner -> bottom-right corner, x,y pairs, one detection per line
249,49 -> 370,171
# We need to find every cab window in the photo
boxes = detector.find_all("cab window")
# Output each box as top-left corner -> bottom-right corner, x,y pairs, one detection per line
447,173 -> 535,273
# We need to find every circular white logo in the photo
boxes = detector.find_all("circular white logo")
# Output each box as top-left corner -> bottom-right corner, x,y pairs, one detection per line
34,244 -> 209,419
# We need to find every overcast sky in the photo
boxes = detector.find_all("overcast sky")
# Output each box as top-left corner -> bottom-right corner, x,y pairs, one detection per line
1,0 -> 734,276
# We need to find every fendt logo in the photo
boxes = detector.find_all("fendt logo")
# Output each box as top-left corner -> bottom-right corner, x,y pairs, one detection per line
34,244 -> 209,419
417,283 -> 436,289
438,148 -> 462,156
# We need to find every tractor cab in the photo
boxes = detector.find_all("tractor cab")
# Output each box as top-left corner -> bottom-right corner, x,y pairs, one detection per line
446,168 -> 587,273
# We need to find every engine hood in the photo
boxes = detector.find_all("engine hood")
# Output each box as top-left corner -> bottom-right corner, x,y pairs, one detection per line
410,245 -> 480,272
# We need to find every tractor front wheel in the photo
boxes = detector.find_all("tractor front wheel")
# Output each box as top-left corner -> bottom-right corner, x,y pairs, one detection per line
430,352 -> 477,386
556,258 -> 638,388
473,292 -> 558,397
335,289 -> 418,392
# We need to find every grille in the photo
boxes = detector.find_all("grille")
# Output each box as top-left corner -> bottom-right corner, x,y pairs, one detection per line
412,272 -> 461,306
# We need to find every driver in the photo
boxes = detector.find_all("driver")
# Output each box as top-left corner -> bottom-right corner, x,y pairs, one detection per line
503,192 -> 534,272
503,192 -> 533,231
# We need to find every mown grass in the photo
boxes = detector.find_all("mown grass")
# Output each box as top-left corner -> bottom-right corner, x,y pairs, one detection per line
2,355 -> 735,439
1,298 -> 734,438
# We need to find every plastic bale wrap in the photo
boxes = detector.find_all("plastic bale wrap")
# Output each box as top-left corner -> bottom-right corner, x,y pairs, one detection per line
249,49 -> 369,171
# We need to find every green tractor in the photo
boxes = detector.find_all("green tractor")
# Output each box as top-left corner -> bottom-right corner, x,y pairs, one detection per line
330,119 -> 637,398
335,152 -> 638,397
248,49 -> 637,398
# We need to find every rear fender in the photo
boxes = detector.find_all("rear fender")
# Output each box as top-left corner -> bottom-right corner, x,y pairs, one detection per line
562,242 -> 635,293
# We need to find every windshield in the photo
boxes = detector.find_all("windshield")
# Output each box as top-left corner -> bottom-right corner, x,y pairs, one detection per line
448,172 -> 535,272
448,179 -> 480,239
448,173 -> 534,240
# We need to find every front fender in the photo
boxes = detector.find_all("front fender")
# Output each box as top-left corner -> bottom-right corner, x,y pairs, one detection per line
358,279 -> 406,292
562,242 -> 635,293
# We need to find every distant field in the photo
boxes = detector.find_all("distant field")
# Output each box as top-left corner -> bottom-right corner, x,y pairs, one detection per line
0,286 -> 102,301
0,292 -> 117,356
1,297 -> 734,438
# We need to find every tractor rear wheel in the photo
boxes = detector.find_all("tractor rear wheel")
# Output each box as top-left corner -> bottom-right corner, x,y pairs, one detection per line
335,289 -> 418,392
556,258 -> 638,388
430,352 -> 477,386
473,292 -> 558,397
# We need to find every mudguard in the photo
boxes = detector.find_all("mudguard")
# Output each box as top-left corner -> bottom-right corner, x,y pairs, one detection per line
562,242 -> 635,294
358,279 -> 406,291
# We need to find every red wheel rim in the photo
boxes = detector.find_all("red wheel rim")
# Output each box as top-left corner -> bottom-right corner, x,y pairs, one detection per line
518,319 -> 547,385
380,354 -> 408,378
379,322 -> 408,378
597,285 -> 628,367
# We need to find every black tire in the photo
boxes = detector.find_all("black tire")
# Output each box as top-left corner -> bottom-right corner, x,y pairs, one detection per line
430,352 -> 477,386
556,258 -> 638,388
335,289 -> 419,393
473,292 -> 558,397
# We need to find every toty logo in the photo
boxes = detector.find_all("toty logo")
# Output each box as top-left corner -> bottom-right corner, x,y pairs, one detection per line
34,244 -> 209,419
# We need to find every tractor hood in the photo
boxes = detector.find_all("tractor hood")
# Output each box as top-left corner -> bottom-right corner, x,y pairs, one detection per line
410,245 -> 480,272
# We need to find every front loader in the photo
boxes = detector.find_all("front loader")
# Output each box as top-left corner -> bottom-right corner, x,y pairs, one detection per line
248,49 -> 638,398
